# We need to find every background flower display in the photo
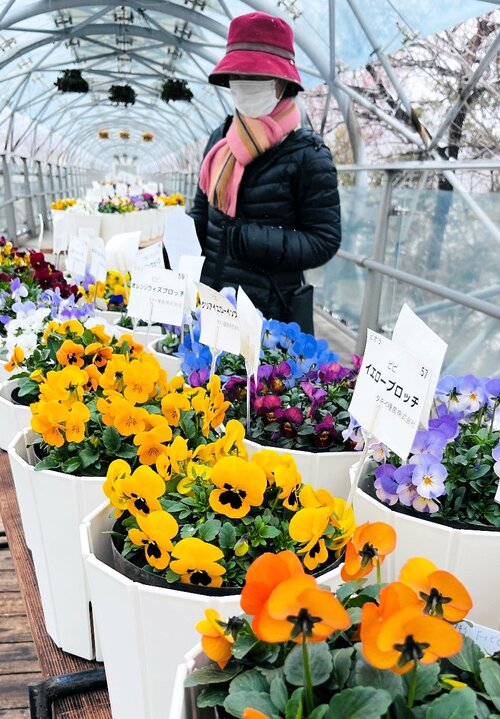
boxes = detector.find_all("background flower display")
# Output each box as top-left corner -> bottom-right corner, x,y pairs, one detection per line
50,198 -> 77,211
366,373 -> 500,527
183,531 -> 500,719
156,192 -> 185,206
179,316 -> 363,453
97,196 -> 136,214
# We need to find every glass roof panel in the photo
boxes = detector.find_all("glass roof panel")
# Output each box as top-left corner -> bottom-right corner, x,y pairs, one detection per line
0,0 -> 496,170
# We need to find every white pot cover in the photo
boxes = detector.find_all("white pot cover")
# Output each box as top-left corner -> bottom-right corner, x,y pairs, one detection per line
352,460 -> 500,630
81,502 -> 342,719
244,438 -> 359,501
8,429 -> 105,659
0,380 -> 32,451
170,645 -> 206,719
148,339 -> 181,377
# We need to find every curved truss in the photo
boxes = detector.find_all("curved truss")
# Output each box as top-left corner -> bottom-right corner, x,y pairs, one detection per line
0,0 -> 496,173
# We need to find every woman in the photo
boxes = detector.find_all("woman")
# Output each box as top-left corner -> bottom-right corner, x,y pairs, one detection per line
190,11 -> 341,332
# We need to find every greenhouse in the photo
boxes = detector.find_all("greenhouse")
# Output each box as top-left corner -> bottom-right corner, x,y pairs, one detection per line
0,2 -> 498,718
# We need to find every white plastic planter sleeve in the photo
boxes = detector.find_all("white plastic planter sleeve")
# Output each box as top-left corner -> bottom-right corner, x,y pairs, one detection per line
244,438 -> 359,501
147,338 -> 181,378
352,460 -> 500,630
0,379 -> 32,451
8,429 -> 105,659
169,645 -> 206,719
81,502 -> 342,719
0,359 -> 10,384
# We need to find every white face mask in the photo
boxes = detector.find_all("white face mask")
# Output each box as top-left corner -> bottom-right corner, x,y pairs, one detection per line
229,79 -> 281,118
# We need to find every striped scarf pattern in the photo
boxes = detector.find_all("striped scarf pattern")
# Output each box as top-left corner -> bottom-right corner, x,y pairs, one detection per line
199,98 -> 301,217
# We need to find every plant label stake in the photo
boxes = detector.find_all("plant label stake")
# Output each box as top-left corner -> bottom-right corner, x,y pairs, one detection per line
237,288 -> 262,429
392,303 -> 447,428
349,329 -> 433,462
145,299 -> 154,347
196,283 -> 240,378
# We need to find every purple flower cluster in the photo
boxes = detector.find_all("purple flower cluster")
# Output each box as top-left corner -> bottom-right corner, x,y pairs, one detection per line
372,372 -> 500,518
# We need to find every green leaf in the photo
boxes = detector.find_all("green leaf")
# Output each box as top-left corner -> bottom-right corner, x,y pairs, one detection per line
232,633 -> 260,660
309,707 -> 328,719
270,676 -> 288,712
329,648 -> 354,689
79,447 -> 100,469
425,687 -> 477,718
184,664 -> 241,687
34,455 -> 60,471
354,656 -> 404,698
115,443 -> 139,459
196,685 -> 227,708
402,663 -> 440,702
62,456 -> 82,473
390,695 -> 415,718
336,580 -> 365,603
224,691 -> 276,718
347,607 -> 362,625
229,669 -> 268,694
259,526 -> 281,539
198,519 -> 222,542
448,636 -> 484,675
285,688 -> 304,719
219,522 -> 237,549
479,657 -> 500,710
326,686 -> 392,719
102,426 -> 121,452
284,642 -> 333,687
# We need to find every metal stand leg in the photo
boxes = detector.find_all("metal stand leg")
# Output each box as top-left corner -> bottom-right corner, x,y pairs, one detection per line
28,668 -> 106,719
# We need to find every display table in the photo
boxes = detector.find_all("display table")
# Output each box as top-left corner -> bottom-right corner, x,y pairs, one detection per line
0,452 -> 111,719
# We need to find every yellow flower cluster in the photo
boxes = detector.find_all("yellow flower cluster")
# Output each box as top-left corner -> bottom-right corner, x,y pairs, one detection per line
50,198 -> 77,211
79,270 -> 130,306
156,193 -> 185,206
0,241 -> 31,269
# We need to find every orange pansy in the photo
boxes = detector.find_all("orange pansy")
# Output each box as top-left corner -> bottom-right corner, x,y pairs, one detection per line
133,420 -> 173,465
31,400 -> 69,447
341,521 -> 396,582
56,339 -> 85,368
240,551 -> 305,617
65,401 -> 91,443
5,346 -> 24,372
254,573 -> 351,644
114,402 -> 149,436
196,609 -> 234,669
85,342 -> 113,368
398,557 -> 473,622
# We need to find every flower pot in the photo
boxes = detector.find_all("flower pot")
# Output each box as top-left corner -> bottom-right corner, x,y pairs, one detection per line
0,379 -> 32,451
132,327 -> 163,347
7,429 -> 105,659
81,502 -> 343,719
93,309 -> 122,324
352,460 -> 500,630
170,646 -> 213,719
148,338 -> 181,377
244,438 -> 359,501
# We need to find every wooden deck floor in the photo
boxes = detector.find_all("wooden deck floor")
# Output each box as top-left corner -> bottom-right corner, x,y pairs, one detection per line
0,516 -> 41,719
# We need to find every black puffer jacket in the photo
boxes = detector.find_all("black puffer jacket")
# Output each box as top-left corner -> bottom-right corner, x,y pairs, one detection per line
189,117 -> 341,321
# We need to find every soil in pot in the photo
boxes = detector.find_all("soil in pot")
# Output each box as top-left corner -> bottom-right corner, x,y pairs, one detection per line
111,516 -> 343,596
359,471 -> 500,533
10,386 -> 32,407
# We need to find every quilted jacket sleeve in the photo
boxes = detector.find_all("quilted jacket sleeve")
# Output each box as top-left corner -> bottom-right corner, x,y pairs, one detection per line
229,142 -> 341,272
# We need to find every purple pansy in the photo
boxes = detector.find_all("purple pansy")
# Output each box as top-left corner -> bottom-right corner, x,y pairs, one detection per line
410,456 -> 447,499
273,407 -> 304,439
374,464 -> 399,505
410,429 -> 448,460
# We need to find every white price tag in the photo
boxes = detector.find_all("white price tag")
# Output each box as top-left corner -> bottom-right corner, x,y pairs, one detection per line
456,620 -> 500,655
196,282 -> 240,356
134,242 -> 164,271
348,330 -> 432,459
127,269 -> 185,327
162,206 -> 201,272
178,255 -> 205,313
89,237 -> 107,284
237,287 -> 262,383
392,304 -> 447,427
67,236 -> 90,279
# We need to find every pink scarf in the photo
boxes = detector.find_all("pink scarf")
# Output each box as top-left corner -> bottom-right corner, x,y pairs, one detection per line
199,98 -> 301,217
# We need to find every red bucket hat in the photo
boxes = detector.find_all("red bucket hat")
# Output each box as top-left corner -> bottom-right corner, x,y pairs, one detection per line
209,12 -> 303,91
